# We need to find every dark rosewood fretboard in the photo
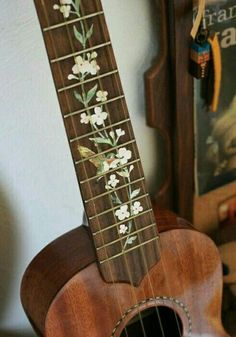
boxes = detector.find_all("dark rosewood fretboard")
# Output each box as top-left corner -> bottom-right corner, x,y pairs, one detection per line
34,0 -> 160,285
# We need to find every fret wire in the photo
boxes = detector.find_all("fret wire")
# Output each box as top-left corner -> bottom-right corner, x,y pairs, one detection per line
80,158 -> 141,184
43,11 -> 104,32
89,193 -> 149,220
58,70 -> 118,93
80,9 -> 159,330
90,12 -> 153,268
90,7 -> 155,270
75,139 -> 136,165
75,6 -> 148,275
51,41 -> 111,63
93,209 -> 153,236
84,177 -> 145,203
70,118 -> 130,143
62,5 -> 116,271
99,236 -> 159,264
96,223 -> 157,251
92,4 -> 157,268
78,8 -> 147,325
39,3 -> 161,307
64,95 -> 125,118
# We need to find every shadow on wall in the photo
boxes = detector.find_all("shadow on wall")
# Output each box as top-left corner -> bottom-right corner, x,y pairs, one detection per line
0,183 -> 18,331
0,182 -> 37,337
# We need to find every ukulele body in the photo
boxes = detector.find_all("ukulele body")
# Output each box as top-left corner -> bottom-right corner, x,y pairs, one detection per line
21,210 -> 228,337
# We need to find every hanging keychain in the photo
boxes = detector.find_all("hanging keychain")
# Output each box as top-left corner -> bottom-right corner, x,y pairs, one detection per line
189,16 -> 211,79
189,0 -> 222,112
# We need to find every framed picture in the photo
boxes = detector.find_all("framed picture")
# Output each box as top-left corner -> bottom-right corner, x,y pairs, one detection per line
193,0 -> 236,234
195,0 -> 236,196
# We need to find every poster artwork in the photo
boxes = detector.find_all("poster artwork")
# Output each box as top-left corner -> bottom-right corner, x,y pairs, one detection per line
195,0 -> 236,195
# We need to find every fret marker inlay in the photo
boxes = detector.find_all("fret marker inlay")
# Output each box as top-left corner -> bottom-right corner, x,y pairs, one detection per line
34,0 -> 160,285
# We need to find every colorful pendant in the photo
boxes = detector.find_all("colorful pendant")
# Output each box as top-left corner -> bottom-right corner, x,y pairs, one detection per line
189,21 -> 211,79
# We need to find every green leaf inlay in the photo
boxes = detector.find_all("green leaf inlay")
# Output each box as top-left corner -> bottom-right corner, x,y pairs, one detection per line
86,84 -> 98,104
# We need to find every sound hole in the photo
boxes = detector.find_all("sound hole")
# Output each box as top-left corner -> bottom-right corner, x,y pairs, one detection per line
120,306 -> 183,337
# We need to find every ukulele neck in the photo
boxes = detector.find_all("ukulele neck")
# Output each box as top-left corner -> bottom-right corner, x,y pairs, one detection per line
34,0 -> 160,285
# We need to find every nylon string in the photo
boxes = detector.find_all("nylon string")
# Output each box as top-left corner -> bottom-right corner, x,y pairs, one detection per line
40,2 -> 130,337
94,2 -> 183,335
79,2 -> 149,336
41,0 -> 182,336
83,1 -> 169,336
92,1 -> 170,336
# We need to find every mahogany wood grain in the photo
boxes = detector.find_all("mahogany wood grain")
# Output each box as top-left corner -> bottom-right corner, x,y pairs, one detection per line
21,210 -> 228,337
170,0 -> 195,222
145,0 -> 174,211
145,0 -> 195,222
21,2 -> 227,336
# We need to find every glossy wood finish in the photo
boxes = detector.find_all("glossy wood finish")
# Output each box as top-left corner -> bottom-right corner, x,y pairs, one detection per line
21,225 -> 95,335
34,0 -> 159,285
21,210 -> 228,337
145,0 -> 174,211
145,0 -> 194,221
170,1 -> 195,222
21,1 -> 227,336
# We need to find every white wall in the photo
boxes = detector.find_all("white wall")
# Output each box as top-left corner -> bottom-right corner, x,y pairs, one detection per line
0,0 -> 159,335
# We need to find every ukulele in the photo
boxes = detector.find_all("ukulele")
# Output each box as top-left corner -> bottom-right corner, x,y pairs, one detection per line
21,1 -> 228,336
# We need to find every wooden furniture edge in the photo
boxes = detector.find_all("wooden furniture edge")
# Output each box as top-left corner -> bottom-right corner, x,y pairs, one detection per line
145,0 -> 174,211
169,0 -> 195,221
145,0 -> 195,221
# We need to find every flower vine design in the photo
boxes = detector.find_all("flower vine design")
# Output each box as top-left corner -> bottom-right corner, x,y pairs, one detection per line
53,0 -> 73,18
53,0 -> 143,249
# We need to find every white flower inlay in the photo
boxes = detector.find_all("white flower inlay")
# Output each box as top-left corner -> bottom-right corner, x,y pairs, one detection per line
115,205 -> 130,221
53,0 -> 72,18
70,54 -> 100,78
72,56 -> 90,76
102,161 -> 110,173
53,0 -> 140,251
80,113 -> 90,124
90,60 -> 100,75
91,107 -> 108,126
117,147 -> 132,165
129,165 -> 134,173
91,51 -> 98,59
96,90 -> 108,102
105,174 -> 119,189
68,74 -> 78,80
109,131 -> 115,139
132,201 -> 143,215
116,129 -> 125,137
119,224 -> 128,235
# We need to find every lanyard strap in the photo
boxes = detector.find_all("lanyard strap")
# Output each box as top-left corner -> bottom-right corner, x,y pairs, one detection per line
191,0 -> 206,39
208,34 -> 222,112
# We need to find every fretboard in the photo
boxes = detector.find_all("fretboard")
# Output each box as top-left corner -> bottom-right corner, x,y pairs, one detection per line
34,0 -> 160,285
